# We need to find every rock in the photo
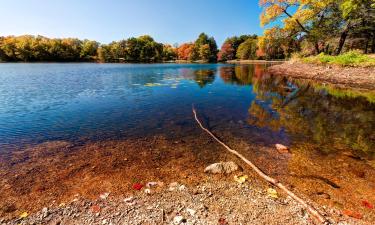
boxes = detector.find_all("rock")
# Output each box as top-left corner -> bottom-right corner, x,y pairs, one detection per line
124,196 -> 136,206
204,161 -> 239,174
146,181 -> 158,188
100,192 -> 110,200
178,185 -> 187,191
275,144 -> 289,153
124,196 -> 134,202
186,208 -> 196,216
168,182 -> 180,191
173,215 -> 186,224
42,207 -> 49,218
317,192 -> 331,199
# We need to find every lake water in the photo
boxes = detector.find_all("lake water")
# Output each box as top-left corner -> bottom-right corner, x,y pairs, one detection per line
1,63 -> 375,220
0,63 -> 374,158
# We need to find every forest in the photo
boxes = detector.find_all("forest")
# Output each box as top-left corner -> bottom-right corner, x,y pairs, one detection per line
0,0 -> 373,63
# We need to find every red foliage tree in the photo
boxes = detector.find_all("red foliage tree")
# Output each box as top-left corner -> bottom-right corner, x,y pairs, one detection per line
177,43 -> 194,60
218,41 -> 235,61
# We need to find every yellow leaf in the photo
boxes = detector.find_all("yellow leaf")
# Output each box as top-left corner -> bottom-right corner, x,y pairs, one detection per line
234,175 -> 248,184
19,212 -> 28,218
267,188 -> 278,199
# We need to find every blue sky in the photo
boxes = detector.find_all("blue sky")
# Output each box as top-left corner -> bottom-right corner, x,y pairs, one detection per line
0,0 -> 263,46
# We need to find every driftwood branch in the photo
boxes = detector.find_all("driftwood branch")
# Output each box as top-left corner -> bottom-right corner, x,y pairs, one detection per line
192,106 -> 330,225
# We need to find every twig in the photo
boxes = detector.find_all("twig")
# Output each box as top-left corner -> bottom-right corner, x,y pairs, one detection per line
192,106 -> 330,225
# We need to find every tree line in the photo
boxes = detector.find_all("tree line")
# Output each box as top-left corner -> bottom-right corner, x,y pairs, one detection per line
1,0 -> 373,63
0,33 -> 262,63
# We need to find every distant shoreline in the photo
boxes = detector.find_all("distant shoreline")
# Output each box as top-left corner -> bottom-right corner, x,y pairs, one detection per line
0,60 -> 281,64
226,59 -> 285,64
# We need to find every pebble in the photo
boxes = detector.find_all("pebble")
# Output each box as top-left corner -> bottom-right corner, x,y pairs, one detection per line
173,215 -> 186,224
41,207 -> 49,218
186,208 -> 196,216
169,182 -> 180,191
100,192 -> 110,200
124,196 -> 134,203
144,188 -> 151,194
146,181 -> 158,188
179,185 -> 187,191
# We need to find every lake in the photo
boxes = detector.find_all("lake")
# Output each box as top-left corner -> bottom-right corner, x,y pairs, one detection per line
0,63 -> 373,157
0,63 -> 374,219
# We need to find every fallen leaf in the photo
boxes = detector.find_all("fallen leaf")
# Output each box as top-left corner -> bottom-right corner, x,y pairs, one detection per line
362,200 -> 374,209
19,212 -> 28,218
343,209 -> 362,219
218,217 -> 228,225
234,175 -> 248,184
132,183 -> 144,190
91,205 -> 101,213
267,188 -> 278,199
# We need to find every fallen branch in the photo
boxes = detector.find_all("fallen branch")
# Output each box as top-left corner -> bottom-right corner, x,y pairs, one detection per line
192,106 -> 330,225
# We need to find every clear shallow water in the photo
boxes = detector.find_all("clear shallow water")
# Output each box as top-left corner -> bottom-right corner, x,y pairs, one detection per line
0,63 -> 374,158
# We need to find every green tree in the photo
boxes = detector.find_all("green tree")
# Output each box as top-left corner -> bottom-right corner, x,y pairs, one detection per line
236,38 -> 258,60
162,44 -> 177,61
192,33 -> 218,62
80,40 -> 99,60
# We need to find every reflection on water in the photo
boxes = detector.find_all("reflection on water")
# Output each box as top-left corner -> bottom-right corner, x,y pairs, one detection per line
0,63 -> 374,159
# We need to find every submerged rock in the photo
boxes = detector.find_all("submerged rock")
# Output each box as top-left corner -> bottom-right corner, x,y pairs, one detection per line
275,144 -> 289,154
204,161 -> 239,174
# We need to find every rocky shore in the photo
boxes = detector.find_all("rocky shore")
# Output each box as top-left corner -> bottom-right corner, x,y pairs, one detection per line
267,61 -> 375,90
3,180 -> 322,225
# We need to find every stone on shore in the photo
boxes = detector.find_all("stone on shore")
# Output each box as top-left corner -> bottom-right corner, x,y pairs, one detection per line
204,161 -> 239,174
275,144 -> 289,154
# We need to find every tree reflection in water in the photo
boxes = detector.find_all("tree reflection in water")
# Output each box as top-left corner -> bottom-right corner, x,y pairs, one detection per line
180,68 -> 216,88
220,64 -> 375,159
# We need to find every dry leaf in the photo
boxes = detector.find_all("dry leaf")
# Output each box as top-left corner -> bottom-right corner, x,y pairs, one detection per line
19,212 -> 28,218
234,175 -> 248,184
362,200 -> 373,209
343,209 -> 362,219
267,188 -> 278,198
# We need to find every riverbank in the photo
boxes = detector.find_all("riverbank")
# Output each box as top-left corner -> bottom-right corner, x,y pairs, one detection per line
267,61 -> 375,90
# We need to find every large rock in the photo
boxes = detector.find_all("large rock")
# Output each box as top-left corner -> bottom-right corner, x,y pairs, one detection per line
204,161 -> 239,174
275,144 -> 289,154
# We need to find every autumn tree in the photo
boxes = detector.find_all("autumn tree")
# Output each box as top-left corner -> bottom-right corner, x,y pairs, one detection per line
236,38 -> 258,60
177,43 -> 194,60
162,44 -> 177,61
218,35 -> 257,61
218,41 -> 235,61
259,0 -> 375,55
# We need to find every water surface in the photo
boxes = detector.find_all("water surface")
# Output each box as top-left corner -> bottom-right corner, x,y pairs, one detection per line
0,63 -> 373,158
